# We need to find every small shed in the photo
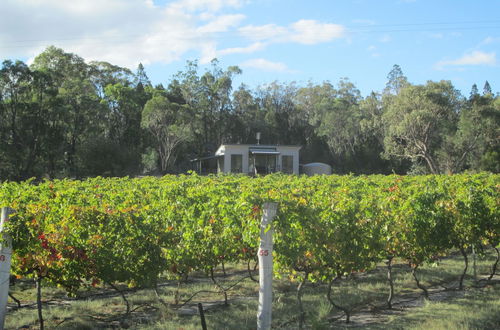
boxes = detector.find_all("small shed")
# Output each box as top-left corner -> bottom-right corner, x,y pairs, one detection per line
301,162 -> 332,176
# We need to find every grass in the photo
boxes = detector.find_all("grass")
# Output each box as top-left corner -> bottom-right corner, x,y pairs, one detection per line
383,284 -> 500,330
5,248 -> 499,329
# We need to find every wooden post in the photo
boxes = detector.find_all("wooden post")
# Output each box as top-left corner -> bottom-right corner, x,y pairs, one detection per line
0,207 -> 14,330
257,202 -> 277,330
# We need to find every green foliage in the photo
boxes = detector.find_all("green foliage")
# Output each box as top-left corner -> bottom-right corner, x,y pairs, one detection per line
382,81 -> 463,174
0,173 -> 498,296
1,49 -> 499,179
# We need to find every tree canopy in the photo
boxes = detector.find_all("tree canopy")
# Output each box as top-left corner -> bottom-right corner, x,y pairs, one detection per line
0,47 -> 498,180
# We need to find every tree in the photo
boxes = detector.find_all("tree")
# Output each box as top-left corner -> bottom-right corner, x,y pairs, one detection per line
463,94 -> 500,172
382,81 -> 462,174
358,92 -> 398,173
296,79 -> 370,172
384,64 -> 408,95
84,60 -> 149,176
483,80 -> 492,96
256,81 -> 304,145
99,82 -> 145,174
174,59 -> 241,155
318,78 -> 363,158
470,83 -> 479,99
141,94 -> 190,173
134,63 -> 151,88
230,84 -> 265,144
0,60 -> 35,179
31,46 -> 101,178
0,59 -> 66,180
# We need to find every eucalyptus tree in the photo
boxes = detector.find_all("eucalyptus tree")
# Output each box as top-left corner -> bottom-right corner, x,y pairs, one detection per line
173,60 -> 241,155
199,59 -> 241,147
295,81 -> 338,164
230,84 -> 265,144
470,84 -> 479,99
483,80 -> 493,96
0,60 -> 34,179
303,79 -> 366,172
382,80 -> 464,174
141,93 -> 190,173
31,47 -> 101,177
461,92 -> 500,172
255,81 -> 305,145
357,92 -> 397,173
383,64 -> 409,96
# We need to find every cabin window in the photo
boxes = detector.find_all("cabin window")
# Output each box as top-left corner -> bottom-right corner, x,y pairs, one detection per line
231,154 -> 243,173
282,155 -> 293,174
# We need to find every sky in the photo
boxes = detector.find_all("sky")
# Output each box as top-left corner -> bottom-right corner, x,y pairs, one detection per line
1,0 -> 499,96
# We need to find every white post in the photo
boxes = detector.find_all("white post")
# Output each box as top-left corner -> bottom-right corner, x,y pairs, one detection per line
0,207 -> 13,330
257,202 -> 277,330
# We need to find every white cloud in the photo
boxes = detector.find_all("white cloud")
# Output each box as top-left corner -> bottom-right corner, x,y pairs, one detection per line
0,0 -> 345,70
170,0 -> 245,12
479,36 -> 500,46
239,24 -> 289,41
15,0 -> 126,14
196,14 -> 245,33
0,0 -> 246,68
241,58 -> 290,72
289,20 -> 345,45
239,20 -> 346,45
199,43 -> 218,64
436,51 -> 497,69
218,42 -> 266,56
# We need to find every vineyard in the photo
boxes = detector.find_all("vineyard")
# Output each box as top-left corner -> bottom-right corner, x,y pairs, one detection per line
0,173 -> 499,328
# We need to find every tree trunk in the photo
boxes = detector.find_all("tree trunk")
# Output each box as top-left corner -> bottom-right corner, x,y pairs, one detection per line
488,245 -> 499,281
297,273 -> 308,329
459,247 -> 468,290
8,293 -> 21,308
36,276 -> 44,330
386,256 -> 394,309
247,259 -> 258,282
326,277 -> 351,323
154,284 -> 169,308
221,261 -> 227,277
174,276 -> 182,305
411,264 -> 428,298
210,267 -> 228,306
108,282 -> 130,315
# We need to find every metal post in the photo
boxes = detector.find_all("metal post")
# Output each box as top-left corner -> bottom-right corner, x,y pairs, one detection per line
257,202 -> 277,330
197,303 -> 207,330
0,207 -> 14,330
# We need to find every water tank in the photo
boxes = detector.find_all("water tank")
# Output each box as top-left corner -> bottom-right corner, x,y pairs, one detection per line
301,162 -> 332,176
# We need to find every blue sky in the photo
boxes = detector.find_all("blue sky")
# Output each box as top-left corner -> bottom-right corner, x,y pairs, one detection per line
1,0 -> 499,96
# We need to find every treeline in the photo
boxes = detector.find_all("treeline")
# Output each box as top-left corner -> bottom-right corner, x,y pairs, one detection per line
1,46 -> 498,180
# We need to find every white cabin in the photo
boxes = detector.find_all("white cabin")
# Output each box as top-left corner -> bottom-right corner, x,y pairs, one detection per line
192,144 -> 301,175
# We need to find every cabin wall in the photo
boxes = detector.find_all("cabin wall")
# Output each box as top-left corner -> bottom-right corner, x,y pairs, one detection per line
221,145 -> 250,174
276,147 -> 300,174
215,145 -> 301,175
